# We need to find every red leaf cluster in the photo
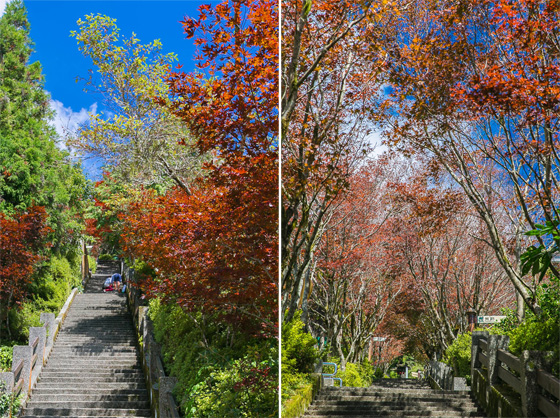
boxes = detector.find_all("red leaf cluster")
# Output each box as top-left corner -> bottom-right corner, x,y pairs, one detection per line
120,0 -> 278,336
0,206 -> 50,309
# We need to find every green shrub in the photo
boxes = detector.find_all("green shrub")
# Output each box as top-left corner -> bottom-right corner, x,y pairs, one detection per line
6,253 -> 80,342
443,332 -> 472,378
149,298 -> 278,417
337,362 -> 371,387
281,374 -> 320,418
0,345 -> 12,372
281,312 -> 319,375
98,253 -> 115,261
508,317 -> 560,376
0,381 -> 22,418
88,255 -> 97,274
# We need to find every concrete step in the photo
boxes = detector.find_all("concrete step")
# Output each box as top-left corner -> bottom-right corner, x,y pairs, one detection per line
21,407 -> 151,417
25,401 -> 150,409
32,388 -> 148,396
40,371 -> 144,379
38,376 -> 145,384
34,382 -> 147,390
29,394 -> 149,403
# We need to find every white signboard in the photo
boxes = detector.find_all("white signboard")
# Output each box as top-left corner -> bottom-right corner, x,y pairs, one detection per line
477,316 -> 506,324
372,337 -> 386,342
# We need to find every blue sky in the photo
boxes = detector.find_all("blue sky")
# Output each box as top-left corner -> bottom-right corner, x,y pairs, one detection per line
1,0 -> 216,178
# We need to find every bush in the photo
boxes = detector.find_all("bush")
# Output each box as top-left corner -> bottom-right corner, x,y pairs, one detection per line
0,381 -> 22,418
98,253 -> 115,261
281,312 -> 319,375
337,361 -> 375,387
88,255 -> 97,274
149,299 -> 278,418
508,317 -> 559,376
443,332 -> 472,378
5,253 -> 80,342
0,345 -> 12,372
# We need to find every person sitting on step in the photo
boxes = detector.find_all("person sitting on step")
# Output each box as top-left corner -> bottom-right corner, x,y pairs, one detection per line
112,273 -> 122,292
102,276 -> 115,291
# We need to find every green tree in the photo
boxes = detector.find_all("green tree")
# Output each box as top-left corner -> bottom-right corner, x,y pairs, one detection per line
69,14 -> 207,193
0,0 -> 89,254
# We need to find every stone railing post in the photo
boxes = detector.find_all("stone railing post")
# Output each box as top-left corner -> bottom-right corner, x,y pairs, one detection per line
29,327 -> 46,367
150,341 -> 162,385
138,306 -> 148,338
521,350 -> 542,418
159,376 -> 178,418
471,331 -> 489,372
0,372 -> 14,393
40,313 -> 55,350
486,334 -> 509,385
12,346 -> 32,396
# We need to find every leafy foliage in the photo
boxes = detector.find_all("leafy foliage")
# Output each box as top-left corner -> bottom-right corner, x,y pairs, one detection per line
521,220 -> 559,281
0,345 -> 12,372
148,299 -> 277,417
69,14 -> 205,191
120,0 -> 278,334
335,361 -> 375,387
443,332 -> 472,379
281,312 -> 319,376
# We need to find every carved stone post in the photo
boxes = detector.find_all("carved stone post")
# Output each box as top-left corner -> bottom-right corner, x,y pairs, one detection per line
40,313 -> 55,349
0,372 -> 14,393
486,334 -> 509,385
12,346 -> 32,396
521,350 -> 541,418
159,376 -> 178,418
29,326 -> 46,367
471,331 -> 489,372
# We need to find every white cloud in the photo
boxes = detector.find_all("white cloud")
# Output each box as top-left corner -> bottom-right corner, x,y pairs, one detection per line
365,130 -> 388,157
0,0 -> 8,16
49,98 -> 97,148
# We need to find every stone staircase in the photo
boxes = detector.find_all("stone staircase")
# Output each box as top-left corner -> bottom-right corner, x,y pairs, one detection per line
303,379 -> 485,417
21,261 -> 152,418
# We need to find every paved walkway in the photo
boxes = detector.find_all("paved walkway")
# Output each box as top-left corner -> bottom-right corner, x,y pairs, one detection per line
21,261 -> 151,417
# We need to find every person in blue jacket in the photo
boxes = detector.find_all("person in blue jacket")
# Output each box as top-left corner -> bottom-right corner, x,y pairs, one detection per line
102,273 -> 122,291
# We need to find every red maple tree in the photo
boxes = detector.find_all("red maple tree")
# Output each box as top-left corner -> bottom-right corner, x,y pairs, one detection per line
120,0 -> 278,335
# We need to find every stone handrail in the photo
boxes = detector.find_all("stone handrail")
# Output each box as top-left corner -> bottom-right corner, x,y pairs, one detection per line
424,360 -> 469,391
471,330 -> 560,418
122,261 -> 181,418
0,287 -> 79,413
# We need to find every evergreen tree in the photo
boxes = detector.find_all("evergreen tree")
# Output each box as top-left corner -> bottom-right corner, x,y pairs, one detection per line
0,0 -> 89,254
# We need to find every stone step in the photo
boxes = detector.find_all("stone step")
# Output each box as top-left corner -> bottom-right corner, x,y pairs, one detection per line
38,376 -> 145,384
34,382 -> 147,390
308,405 -> 480,413
48,353 -> 139,359
32,388 -> 148,396
21,407 -> 151,417
303,414 -> 484,418
40,371 -> 144,379
310,400 -> 480,408
25,401 -> 150,409
29,394 -> 149,403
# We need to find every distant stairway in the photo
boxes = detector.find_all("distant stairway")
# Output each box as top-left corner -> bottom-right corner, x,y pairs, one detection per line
304,379 -> 485,417
22,261 -> 151,418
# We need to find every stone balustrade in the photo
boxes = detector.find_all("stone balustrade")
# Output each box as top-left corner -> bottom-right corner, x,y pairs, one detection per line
122,261 -> 181,418
471,330 -> 559,418
0,287 -> 79,411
